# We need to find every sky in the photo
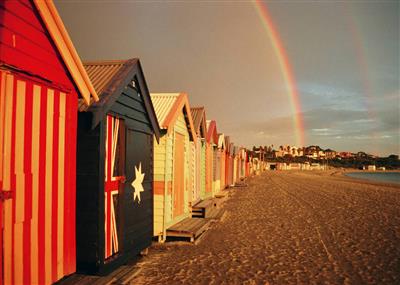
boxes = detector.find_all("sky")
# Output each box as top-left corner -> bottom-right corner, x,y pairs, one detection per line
55,0 -> 399,156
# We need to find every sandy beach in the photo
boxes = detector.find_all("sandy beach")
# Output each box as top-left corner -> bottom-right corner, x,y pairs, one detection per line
129,171 -> 400,285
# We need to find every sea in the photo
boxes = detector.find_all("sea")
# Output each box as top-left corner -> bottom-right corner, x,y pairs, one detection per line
345,172 -> 400,185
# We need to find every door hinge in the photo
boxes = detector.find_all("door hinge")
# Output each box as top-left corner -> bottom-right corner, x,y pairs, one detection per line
0,190 -> 13,201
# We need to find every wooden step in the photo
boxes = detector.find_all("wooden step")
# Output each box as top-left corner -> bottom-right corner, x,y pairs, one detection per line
193,198 -> 216,209
166,218 -> 211,242
191,207 -> 204,218
192,198 -> 218,218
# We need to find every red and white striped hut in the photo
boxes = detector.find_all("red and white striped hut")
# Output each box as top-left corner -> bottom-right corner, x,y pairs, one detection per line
0,1 -> 98,284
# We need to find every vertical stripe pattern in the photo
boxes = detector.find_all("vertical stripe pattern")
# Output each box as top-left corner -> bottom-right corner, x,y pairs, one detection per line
0,71 -> 76,285
104,115 -> 121,259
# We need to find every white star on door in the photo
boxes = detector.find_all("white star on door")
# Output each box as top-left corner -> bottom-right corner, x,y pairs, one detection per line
132,163 -> 145,203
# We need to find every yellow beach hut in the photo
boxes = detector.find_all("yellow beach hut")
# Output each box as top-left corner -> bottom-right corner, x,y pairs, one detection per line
218,133 -> 226,192
190,107 -> 207,203
151,93 -> 197,241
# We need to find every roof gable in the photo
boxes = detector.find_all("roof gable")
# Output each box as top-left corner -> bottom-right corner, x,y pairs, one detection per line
81,58 -> 160,140
33,0 -> 98,104
218,133 -> 225,149
190,107 -> 207,139
151,93 -> 197,141
206,120 -> 218,144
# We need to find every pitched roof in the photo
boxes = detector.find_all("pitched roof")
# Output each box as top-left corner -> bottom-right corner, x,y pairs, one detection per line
224,136 -> 231,152
80,58 -> 160,140
150,93 -> 180,127
218,133 -> 225,149
190,107 -> 207,139
206,120 -> 218,145
150,93 -> 197,141
84,60 -> 125,95
33,0 -> 98,105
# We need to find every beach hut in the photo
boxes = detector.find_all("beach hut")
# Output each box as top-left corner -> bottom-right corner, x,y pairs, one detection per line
224,137 -> 233,187
75,59 -> 160,274
0,1 -> 98,284
245,149 -> 250,177
233,146 -> 239,184
239,148 -> 247,179
190,107 -> 207,203
206,120 -> 219,196
151,93 -> 197,241
218,134 -> 226,191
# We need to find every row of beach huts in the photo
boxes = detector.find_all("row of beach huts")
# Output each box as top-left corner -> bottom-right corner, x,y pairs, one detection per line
0,1 -> 265,284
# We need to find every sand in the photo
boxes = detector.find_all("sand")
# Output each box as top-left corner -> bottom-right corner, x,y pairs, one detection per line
129,171 -> 400,285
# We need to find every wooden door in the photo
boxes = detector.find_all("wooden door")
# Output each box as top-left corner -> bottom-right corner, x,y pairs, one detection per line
173,133 -> 185,218
124,127 -> 153,254
0,72 -> 77,284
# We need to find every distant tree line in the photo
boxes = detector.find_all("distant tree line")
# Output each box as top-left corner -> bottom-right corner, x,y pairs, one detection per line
250,145 -> 400,170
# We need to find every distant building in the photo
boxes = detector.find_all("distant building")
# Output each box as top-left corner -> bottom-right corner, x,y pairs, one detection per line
339,152 -> 354,158
324,149 -> 337,159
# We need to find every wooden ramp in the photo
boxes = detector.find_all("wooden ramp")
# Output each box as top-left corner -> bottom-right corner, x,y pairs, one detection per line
166,217 -> 211,242
191,198 -> 217,218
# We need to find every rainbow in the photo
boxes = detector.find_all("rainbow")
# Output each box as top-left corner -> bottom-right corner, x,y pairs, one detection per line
253,0 -> 305,147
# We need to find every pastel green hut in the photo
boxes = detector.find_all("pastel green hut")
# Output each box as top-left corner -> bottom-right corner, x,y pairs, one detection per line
151,93 -> 197,241
206,120 -> 219,197
190,107 -> 207,201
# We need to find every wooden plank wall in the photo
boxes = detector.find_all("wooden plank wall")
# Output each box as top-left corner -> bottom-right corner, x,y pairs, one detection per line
0,0 -> 75,91
153,112 -> 191,237
200,141 -> 206,199
1,71 -> 77,285
76,113 -> 101,273
76,79 -> 155,274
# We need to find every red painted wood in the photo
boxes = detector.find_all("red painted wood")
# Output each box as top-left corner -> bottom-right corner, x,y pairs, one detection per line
23,81 -> 33,285
0,190 -> 2,285
0,1 -> 75,91
51,91 -> 60,282
64,92 -> 77,275
0,27 -> 69,73
10,76 -> 17,285
1,1 -> 80,281
38,84 -> 47,285
0,72 -> 3,285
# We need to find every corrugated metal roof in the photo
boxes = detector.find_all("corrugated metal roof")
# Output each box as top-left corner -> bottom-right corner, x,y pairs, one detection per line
190,107 -> 205,135
78,60 -> 128,112
84,60 -> 126,94
150,93 -> 181,128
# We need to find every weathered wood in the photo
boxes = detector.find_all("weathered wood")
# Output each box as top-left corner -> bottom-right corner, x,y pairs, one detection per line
166,217 -> 211,241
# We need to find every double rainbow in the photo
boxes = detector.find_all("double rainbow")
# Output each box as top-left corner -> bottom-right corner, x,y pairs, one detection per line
253,0 -> 305,147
